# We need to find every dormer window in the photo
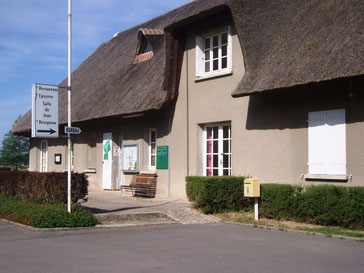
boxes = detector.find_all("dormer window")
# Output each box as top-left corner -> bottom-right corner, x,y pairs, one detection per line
135,28 -> 164,63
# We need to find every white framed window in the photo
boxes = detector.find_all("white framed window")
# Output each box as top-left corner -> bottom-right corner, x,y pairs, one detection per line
40,140 -> 48,172
308,109 -> 346,175
203,124 -> 231,176
149,129 -> 157,170
196,26 -> 232,78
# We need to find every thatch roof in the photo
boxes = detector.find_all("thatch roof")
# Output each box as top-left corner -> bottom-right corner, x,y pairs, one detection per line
231,0 -> 364,97
12,0 -> 364,134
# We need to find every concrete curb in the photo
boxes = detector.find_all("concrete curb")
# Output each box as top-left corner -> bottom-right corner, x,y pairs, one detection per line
0,212 -> 179,232
95,212 -> 171,221
225,221 -> 364,242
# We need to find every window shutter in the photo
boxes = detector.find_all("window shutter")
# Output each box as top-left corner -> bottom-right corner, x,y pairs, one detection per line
195,35 -> 204,77
308,111 -> 326,174
227,25 -> 232,71
326,109 -> 346,175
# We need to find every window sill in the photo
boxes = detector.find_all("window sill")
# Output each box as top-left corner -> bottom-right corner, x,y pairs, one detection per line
304,174 -> 350,182
195,70 -> 232,82
85,169 -> 96,174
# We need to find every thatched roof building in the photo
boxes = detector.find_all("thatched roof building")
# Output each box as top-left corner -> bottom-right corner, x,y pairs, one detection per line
12,0 -> 364,135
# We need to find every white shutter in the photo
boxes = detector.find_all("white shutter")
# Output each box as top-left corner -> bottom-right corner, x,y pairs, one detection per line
326,109 -> 346,175
308,111 -> 326,174
227,25 -> 232,71
195,35 -> 204,77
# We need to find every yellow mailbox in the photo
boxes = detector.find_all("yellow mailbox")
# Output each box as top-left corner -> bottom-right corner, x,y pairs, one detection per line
244,178 -> 260,197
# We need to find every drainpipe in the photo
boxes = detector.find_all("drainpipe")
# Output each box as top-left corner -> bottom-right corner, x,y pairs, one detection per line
186,50 -> 190,176
168,104 -> 171,199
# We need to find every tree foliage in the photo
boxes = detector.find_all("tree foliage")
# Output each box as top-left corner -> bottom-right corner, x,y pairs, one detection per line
0,117 -> 29,169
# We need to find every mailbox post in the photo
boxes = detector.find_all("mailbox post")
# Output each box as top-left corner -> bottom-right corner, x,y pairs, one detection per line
244,178 -> 260,220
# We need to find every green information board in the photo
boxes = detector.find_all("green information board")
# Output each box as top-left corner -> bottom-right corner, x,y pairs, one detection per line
157,146 -> 169,169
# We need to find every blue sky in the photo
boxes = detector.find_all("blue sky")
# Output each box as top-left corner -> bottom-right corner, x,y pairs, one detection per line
0,0 -> 191,147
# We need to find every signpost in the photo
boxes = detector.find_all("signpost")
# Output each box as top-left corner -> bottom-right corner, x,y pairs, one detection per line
65,126 -> 81,134
31,84 -> 59,138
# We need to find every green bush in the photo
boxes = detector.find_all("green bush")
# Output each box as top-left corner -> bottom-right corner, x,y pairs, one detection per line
185,176 -> 364,229
0,171 -> 88,204
260,184 -> 303,220
186,176 -> 252,213
297,185 -> 364,229
0,194 -> 98,228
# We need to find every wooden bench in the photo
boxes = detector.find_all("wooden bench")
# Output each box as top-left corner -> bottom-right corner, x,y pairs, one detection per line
121,174 -> 157,198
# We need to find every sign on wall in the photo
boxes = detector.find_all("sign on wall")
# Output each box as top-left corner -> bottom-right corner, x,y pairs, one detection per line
157,146 -> 169,169
122,143 -> 139,172
31,83 -> 59,138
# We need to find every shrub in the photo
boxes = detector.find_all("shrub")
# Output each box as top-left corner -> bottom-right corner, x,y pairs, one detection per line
185,176 -> 364,229
298,185 -> 364,229
0,194 -> 98,228
0,171 -> 89,204
186,176 -> 252,213
260,184 -> 303,220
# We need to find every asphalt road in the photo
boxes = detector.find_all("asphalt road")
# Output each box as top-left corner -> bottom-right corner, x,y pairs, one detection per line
0,221 -> 363,273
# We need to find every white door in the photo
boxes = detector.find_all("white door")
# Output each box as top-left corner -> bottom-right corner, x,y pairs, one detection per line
102,133 -> 113,189
203,124 -> 232,176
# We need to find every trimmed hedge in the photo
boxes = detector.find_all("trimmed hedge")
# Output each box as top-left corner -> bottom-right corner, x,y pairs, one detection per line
0,170 -> 88,204
186,176 -> 364,229
186,176 -> 253,214
0,194 -> 97,228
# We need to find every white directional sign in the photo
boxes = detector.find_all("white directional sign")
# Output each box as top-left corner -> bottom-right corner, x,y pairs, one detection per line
32,83 -> 59,138
65,126 -> 81,134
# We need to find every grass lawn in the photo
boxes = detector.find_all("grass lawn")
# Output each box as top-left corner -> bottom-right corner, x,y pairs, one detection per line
217,211 -> 364,239
0,194 -> 98,228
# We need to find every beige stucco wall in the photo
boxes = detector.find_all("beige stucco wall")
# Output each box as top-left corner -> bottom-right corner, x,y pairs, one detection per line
29,113 -> 171,197
170,22 -> 247,199
169,20 -> 364,199
29,138 -> 67,172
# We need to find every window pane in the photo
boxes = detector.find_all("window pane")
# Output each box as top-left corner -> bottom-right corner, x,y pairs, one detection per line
213,141 -> 218,153
204,38 -> 210,49
213,35 -> 218,47
151,131 -> 156,142
222,57 -> 227,69
223,140 -> 229,154
213,127 -> 218,139
213,155 -> 218,167
213,60 -> 218,70
151,155 -> 156,166
204,50 -> 210,61
223,126 -> 229,138
222,45 -> 227,57
207,169 -> 212,176
213,48 -> 218,59
207,155 -> 212,167
207,140 -> 212,153
223,155 -> 229,167
143,42 -> 152,53
207,127 -> 212,139
221,33 -> 227,44
213,169 -> 218,176
205,61 -> 210,73
151,143 -> 156,154
223,169 -> 229,176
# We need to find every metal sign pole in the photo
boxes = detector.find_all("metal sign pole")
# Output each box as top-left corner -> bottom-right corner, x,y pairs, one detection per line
67,0 -> 72,213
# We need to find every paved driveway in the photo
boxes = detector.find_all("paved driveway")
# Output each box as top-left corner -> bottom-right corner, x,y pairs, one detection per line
0,221 -> 363,273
